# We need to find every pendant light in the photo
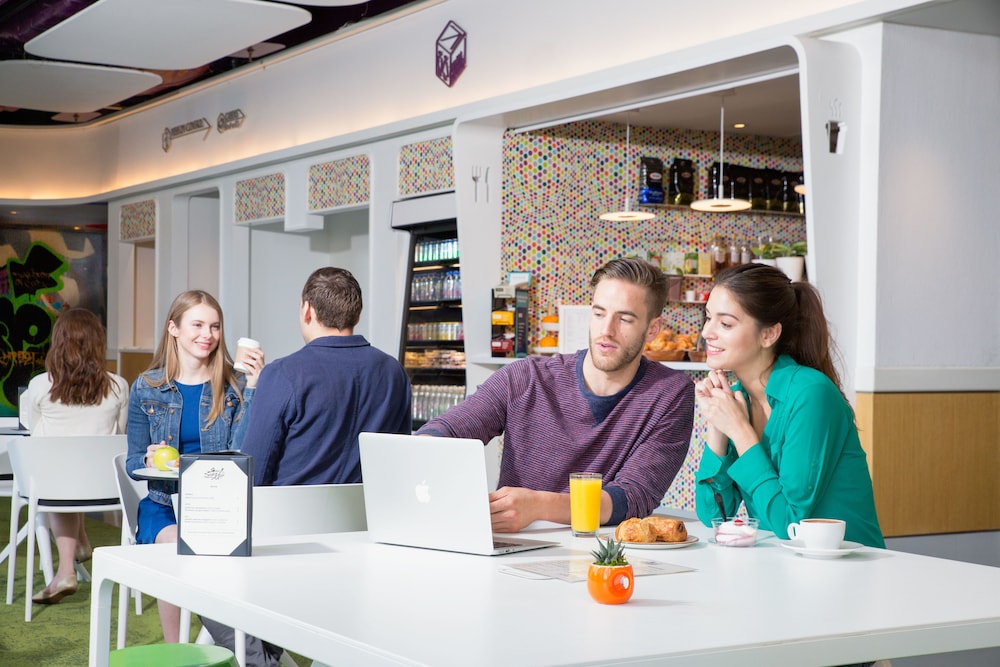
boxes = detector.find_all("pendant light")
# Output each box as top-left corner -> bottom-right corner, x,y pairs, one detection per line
691,95 -> 752,212
600,122 -> 655,222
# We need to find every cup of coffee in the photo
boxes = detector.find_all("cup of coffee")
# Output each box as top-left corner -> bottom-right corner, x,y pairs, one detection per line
233,337 -> 261,373
787,518 -> 846,550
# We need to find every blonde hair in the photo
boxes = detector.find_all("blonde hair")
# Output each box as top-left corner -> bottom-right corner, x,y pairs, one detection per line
144,290 -> 242,424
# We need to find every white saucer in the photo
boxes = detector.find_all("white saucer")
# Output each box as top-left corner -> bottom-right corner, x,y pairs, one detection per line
599,534 -> 699,550
779,539 -> 863,559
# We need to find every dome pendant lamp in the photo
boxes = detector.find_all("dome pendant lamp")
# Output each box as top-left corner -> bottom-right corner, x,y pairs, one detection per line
600,123 -> 655,222
691,95 -> 752,212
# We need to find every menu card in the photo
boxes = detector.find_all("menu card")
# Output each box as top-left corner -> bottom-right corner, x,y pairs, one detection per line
558,305 -> 590,354
177,451 -> 252,557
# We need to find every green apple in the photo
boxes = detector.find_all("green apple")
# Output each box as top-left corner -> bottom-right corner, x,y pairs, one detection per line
152,446 -> 180,471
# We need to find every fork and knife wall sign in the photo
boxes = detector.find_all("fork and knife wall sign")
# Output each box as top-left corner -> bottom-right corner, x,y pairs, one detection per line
471,165 -> 490,203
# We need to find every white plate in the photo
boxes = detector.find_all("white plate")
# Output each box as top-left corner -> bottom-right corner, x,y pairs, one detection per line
601,534 -> 699,550
779,539 -> 864,559
532,346 -> 558,355
133,466 -> 178,480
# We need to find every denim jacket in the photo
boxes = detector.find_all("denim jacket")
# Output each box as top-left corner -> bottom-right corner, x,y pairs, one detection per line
126,368 -> 255,507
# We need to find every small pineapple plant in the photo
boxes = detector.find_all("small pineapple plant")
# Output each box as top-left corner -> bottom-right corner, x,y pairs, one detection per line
591,537 -> 629,567
587,537 -> 634,604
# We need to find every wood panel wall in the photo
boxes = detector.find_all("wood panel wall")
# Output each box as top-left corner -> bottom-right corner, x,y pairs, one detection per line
117,351 -> 153,389
855,392 -> 1000,537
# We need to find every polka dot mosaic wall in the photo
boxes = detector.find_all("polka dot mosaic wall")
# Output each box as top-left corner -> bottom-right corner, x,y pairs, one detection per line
500,121 -> 805,511
502,121 -> 805,349
308,155 -> 370,212
235,172 -> 285,223
120,199 -> 156,240
399,136 -> 454,196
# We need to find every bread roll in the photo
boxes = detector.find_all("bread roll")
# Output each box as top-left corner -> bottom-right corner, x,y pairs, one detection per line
643,516 -> 688,542
614,517 -> 656,543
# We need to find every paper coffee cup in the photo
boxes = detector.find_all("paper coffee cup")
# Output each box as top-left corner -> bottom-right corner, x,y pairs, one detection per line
233,337 -> 260,373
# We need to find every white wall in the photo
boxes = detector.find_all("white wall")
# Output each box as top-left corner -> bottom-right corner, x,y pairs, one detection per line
873,25 -> 1000,384
185,193 -> 220,296
0,0 -> 934,201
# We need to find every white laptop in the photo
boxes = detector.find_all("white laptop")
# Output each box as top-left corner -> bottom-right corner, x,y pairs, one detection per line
358,432 -> 558,556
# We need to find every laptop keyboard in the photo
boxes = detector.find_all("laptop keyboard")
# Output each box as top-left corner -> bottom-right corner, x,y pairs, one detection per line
493,540 -> 521,549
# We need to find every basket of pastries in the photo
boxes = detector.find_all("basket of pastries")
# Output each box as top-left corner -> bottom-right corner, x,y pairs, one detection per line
643,329 -> 696,362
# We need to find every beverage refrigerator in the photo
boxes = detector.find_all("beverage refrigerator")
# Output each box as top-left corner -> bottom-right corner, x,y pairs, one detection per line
391,194 -> 466,432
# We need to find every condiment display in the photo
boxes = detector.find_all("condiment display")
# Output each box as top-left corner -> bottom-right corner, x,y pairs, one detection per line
668,158 -> 696,205
638,157 -> 665,204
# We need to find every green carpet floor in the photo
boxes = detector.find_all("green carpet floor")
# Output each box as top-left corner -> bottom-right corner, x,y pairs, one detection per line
0,508 -> 197,666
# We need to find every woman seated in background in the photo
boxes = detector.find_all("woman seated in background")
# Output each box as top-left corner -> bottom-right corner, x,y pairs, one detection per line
20,308 -> 129,603
694,263 -> 884,548
126,290 -> 262,642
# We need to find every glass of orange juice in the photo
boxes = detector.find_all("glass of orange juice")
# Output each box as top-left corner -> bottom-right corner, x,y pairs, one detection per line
569,472 -> 602,537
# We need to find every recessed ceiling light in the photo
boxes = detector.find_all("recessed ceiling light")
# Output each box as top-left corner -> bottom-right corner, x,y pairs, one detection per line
733,123 -> 746,129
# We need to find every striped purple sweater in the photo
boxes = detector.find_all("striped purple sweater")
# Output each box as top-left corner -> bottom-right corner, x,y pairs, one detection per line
418,351 -> 694,522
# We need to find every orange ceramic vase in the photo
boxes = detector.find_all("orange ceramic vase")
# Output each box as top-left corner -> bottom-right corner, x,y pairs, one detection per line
587,564 -> 634,604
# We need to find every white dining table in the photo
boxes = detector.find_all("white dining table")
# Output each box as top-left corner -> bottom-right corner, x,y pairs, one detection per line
89,516 -> 1000,667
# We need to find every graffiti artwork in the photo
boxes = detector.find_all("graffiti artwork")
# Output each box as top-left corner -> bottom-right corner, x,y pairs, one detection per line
0,227 -> 107,418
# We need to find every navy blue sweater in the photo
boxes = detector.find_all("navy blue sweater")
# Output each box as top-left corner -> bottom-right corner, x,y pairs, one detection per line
240,335 -> 412,485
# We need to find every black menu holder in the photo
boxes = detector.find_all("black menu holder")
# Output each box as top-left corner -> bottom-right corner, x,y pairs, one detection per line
177,451 -> 253,556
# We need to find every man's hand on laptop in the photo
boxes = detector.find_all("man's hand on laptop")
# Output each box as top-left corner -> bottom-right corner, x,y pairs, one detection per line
488,487 -> 568,532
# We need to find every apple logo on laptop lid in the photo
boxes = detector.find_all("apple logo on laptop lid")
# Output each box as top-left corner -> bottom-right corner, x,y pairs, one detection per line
415,480 -> 431,503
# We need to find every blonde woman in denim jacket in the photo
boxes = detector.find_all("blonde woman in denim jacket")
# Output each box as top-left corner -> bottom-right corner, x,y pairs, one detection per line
126,290 -> 263,642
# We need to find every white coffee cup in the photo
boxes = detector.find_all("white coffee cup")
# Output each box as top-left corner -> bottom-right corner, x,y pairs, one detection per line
684,289 -> 696,302
233,337 -> 261,373
787,518 -> 846,550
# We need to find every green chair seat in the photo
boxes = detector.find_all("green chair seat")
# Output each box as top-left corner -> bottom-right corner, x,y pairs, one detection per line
109,643 -> 239,667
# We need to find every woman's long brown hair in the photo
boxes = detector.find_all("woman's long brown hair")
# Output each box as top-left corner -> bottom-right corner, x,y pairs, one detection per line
45,308 -> 117,406
143,290 -> 241,425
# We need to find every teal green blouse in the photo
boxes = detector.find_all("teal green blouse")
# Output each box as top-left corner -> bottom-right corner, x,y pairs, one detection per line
695,354 -> 885,548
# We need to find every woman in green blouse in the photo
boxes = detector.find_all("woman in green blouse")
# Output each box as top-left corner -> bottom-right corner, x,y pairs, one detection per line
694,263 -> 884,548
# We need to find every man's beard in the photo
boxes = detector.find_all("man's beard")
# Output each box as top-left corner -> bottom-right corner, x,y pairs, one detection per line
588,335 -> 645,374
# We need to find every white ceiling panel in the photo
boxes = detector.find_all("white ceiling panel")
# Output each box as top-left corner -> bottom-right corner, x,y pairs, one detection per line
0,61 -> 162,113
25,0 -> 312,71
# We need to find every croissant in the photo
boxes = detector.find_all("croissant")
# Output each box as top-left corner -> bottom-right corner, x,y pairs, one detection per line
642,516 -> 688,543
614,517 -> 656,543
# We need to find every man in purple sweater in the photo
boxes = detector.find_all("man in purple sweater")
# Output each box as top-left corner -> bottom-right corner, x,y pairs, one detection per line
418,257 -> 694,532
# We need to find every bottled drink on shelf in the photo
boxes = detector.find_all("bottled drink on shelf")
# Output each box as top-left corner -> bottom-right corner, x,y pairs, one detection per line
710,234 -> 728,276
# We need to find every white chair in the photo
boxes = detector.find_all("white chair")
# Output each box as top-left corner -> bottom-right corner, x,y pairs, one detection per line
222,484 -> 367,667
111,452 -> 148,648
0,434 -> 54,580
251,483 -> 367,537
6,434 -> 126,621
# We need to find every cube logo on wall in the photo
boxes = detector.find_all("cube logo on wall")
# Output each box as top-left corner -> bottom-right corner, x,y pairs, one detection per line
435,21 -> 466,87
